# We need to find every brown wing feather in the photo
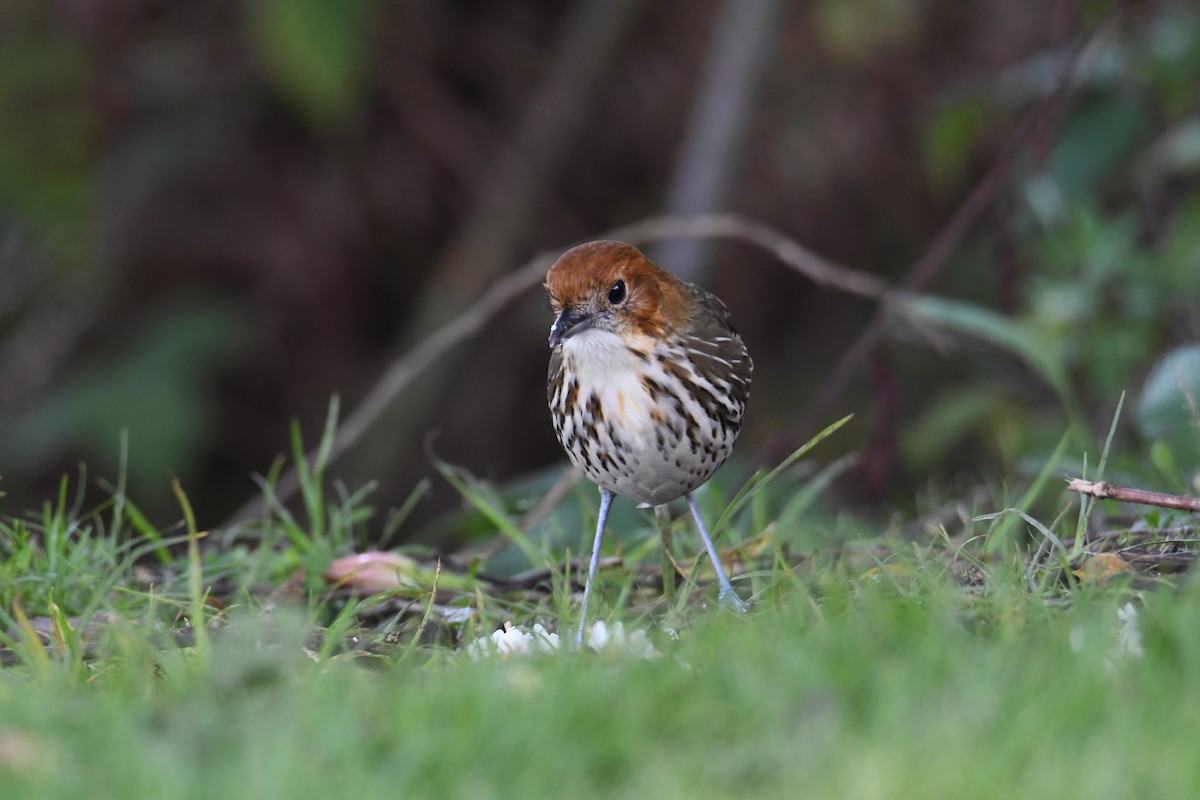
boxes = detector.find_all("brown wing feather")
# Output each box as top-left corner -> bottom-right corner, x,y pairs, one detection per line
548,345 -> 565,405
678,281 -> 752,424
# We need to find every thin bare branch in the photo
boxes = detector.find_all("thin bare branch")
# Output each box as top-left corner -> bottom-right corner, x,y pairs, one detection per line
222,213 -> 873,527
1068,479 -> 1200,512
613,213 -> 886,299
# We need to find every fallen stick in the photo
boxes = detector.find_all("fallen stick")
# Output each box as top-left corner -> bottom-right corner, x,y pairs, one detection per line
1067,479 -> 1200,512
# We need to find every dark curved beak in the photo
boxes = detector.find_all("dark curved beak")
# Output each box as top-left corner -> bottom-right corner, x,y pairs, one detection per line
549,307 -> 592,348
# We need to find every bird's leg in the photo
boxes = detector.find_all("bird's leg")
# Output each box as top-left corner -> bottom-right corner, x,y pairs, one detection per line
576,488 -> 615,646
654,504 -> 675,605
686,493 -> 750,613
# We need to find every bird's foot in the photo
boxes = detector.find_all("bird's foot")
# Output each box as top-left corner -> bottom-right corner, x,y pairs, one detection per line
718,588 -> 750,614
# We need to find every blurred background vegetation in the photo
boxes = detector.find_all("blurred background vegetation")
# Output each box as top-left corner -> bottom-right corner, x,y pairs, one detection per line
0,0 -> 1197,542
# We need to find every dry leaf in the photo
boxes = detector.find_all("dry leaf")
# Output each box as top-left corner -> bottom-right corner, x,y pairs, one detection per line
1073,553 -> 1134,584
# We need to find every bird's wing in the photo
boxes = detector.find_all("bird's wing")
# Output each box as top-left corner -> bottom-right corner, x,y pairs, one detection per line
679,282 -> 753,421
548,345 -> 565,406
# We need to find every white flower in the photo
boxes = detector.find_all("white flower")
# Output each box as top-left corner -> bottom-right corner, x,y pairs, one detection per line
466,622 -> 560,660
1101,602 -> 1145,671
586,621 -> 660,659
464,620 -> 660,660
1114,602 -> 1144,660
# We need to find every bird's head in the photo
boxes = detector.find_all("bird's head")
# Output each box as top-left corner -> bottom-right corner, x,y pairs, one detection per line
544,241 -> 684,349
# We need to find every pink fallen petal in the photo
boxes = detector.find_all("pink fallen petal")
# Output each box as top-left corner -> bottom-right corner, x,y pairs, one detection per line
324,552 -> 418,593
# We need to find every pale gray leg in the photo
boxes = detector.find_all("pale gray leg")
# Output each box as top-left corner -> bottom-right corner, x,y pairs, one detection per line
576,488 -> 615,646
686,493 -> 750,613
654,504 -> 675,604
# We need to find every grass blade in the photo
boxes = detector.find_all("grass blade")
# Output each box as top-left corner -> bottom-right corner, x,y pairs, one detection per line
711,413 -> 853,539
433,458 -> 542,568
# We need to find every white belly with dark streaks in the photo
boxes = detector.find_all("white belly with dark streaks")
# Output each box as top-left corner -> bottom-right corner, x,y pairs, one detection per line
550,328 -> 740,507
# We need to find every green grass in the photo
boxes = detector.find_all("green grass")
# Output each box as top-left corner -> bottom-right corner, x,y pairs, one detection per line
2,578 -> 1198,798
1,410 -> 1198,798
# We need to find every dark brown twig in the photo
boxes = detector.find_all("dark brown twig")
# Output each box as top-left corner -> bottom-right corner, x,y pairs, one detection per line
1068,479 -> 1200,512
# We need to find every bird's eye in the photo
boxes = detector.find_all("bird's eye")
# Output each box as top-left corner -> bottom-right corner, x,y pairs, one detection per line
607,280 -> 626,305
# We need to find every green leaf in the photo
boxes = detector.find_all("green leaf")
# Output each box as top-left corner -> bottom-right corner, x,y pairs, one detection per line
1150,441 -> 1188,494
0,39 -> 95,251
900,386 -> 1008,473
1136,344 -> 1200,469
1138,116 -> 1200,181
248,0 -> 376,129
923,99 -> 996,193
1050,96 -> 1145,196
0,300 -> 246,498
898,294 -> 1072,406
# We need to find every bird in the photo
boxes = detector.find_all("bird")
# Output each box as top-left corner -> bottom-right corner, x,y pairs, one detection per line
545,240 -> 753,645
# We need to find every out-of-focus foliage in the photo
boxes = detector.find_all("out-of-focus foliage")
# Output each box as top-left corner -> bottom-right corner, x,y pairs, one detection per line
0,37 -> 94,256
249,0 -> 378,128
1137,344 -> 1200,477
899,5 -> 1200,495
1,301 -> 244,494
812,0 -> 921,63
0,1 -> 1197,532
